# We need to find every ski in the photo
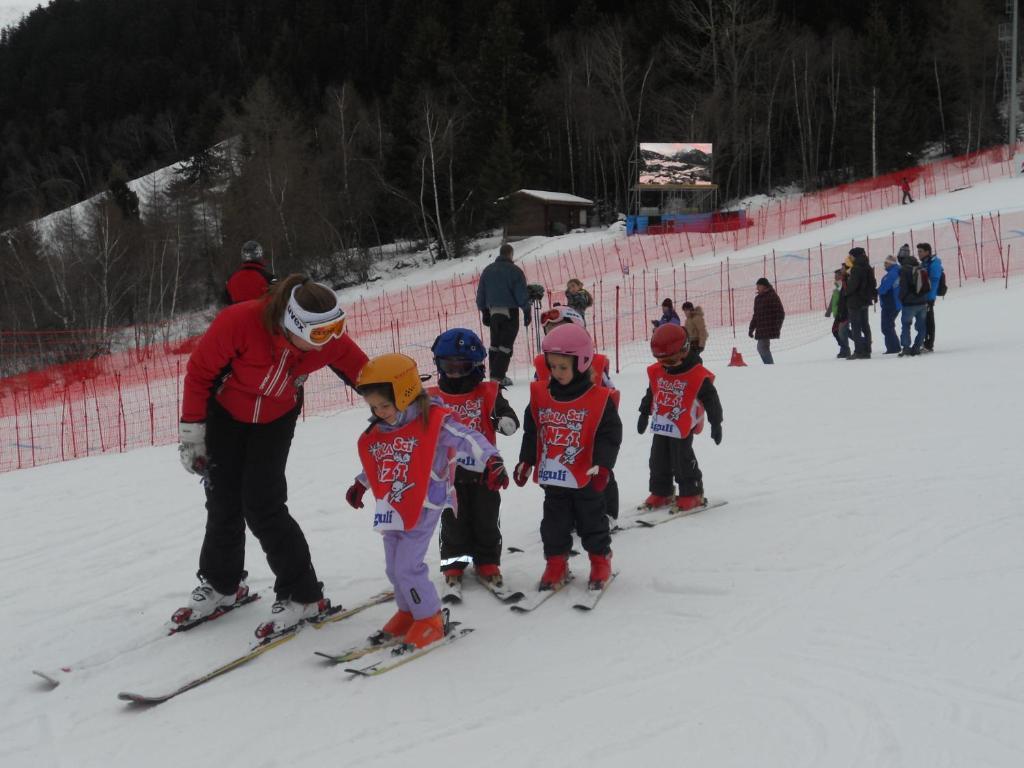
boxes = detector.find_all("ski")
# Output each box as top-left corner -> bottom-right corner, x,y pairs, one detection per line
117,589 -> 392,705
476,574 -> 525,604
572,573 -> 617,611
509,574 -> 574,613
314,631 -> 406,664
32,592 -> 264,688
343,627 -> 474,678
616,499 -> 727,531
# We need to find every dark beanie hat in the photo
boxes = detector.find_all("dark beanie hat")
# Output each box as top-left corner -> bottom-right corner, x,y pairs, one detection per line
662,298 -> 673,307
755,277 -> 771,288
681,301 -> 694,311
849,246 -> 866,258
916,242 -> 932,254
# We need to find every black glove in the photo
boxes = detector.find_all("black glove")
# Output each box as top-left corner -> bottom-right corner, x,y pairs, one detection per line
711,423 -> 722,445
482,308 -> 491,327
523,309 -> 531,327
748,329 -> 754,338
637,413 -> 649,434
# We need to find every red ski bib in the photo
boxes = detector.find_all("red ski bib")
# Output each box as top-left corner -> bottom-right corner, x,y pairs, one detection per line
529,381 -> 609,488
426,382 -> 497,470
358,406 -> 449,532
646,363 -> 713,439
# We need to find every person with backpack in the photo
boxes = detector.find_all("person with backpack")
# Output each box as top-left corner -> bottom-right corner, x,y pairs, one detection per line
898,253 -> 930,356
916,243 -> 943,353
842,247 -> 877,360
877,254 -> 903,354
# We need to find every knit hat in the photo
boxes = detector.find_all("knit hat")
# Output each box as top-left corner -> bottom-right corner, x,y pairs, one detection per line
884,254 -> 898,266
662,298 -> 673,307
755,277 -> 771,288
849,246 -> 866,258
681,301 -> 694,311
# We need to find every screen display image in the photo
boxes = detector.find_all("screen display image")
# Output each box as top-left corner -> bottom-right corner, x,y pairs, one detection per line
638,143 -> 713,187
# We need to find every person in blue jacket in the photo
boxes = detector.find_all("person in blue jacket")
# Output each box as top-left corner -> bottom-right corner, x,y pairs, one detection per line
877,254 -> 903,354
916,243 -> 943,352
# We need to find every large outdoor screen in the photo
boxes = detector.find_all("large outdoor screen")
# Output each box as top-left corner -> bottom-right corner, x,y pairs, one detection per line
638,142 -> 713,187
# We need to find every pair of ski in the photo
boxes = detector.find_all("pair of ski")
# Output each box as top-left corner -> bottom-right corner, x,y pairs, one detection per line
510,572 -> 616,613
612,497 -> 727,532
116,589 -> 394,705
314,609 -> 473,677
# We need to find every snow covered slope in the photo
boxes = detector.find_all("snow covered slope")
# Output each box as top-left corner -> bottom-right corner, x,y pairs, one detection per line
2,269 -> 1023,766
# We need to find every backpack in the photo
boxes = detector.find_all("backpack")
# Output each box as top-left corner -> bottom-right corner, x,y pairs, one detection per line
937,270 -> 948,297
909,265 -> 931,297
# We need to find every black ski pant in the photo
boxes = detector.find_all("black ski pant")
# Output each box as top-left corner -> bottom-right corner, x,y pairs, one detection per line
604,473 -> 620,519
649,432 -> 703,498
439,481 -> 502,571
924,300 -> 936,350
487,311 -> 519,380
540,484 -> 610,558
199,401 -> 322,603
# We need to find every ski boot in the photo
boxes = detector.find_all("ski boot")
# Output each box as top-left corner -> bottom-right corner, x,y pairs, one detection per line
587,551 -> 613,589
475,563 -> 503,588
675,495 -> 706,513
254,597 -> 330,639
403,611 -> 445,649
640,494 -> 674,511
171,572 -> 250,626
538,554 -> 570,591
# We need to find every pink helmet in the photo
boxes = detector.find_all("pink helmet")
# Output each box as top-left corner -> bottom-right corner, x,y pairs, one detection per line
541,323 -> 595,373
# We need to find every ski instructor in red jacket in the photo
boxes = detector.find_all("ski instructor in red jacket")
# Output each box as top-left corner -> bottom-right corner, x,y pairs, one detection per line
175,274 -> 369,638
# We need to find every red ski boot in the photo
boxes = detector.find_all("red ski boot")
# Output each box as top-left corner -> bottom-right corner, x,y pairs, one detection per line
380,609 -> 414,638
675,495 -> 706,513
403,612 -> 445,649
642,494 -> 674,510
539,555 -> 570,590
475,563 -> 503,587
588,551 -> 613,588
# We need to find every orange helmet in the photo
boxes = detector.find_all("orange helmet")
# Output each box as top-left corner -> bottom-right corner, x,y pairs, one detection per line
356,354 -> 424,411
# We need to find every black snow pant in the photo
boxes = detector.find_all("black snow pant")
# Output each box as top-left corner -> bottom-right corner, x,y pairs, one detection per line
439,481 -> 502,571
540,484 -> 610,558
604,473 -> 620,519
199,400 -> 322,603
488,311 -> 520,381
924,300 -> 936,350
648,433 -> 703,498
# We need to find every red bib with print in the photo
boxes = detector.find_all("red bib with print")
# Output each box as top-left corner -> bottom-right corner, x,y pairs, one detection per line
528,382 -> 609,488
426,381 -> 497,470
646,363 -> 713,439
358,406 -> 449,532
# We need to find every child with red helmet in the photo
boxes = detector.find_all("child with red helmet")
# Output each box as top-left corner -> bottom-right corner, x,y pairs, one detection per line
514,324 -> 623,591
638,324 -> 723,513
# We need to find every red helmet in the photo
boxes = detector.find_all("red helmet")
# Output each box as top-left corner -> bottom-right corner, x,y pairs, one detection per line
651,324 -> 690,358
542,323 -> 595,372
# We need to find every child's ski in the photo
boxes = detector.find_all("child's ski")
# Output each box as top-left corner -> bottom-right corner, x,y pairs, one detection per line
509,574 -> 574,613
617,499 -> 727,530
572,573 -> 617,611
344,628 -> 474,678
476,574 -> 525,604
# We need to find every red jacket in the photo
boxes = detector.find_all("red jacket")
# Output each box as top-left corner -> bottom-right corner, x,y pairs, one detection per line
225,262 -> 274,304
181,300 -> 368,424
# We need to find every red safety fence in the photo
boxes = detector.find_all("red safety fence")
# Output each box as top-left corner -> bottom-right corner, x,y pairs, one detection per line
2,150 -> 1022,473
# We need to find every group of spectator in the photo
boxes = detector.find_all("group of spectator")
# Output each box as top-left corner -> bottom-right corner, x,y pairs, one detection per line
652,298 -> 709,360
827,242 -> 943,359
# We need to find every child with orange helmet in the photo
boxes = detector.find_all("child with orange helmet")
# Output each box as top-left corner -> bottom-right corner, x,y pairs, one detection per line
345,353 -> 509,649
638,324 -> 723,513
514,324 -> 622,592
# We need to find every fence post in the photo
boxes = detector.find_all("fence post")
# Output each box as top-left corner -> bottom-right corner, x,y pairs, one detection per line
82,380 -> 89,456
819,243 -> 827,309
1006,245 -> 1011,289
614,286 -> 621,374
116,372 -> 125,453
772,249 -> 778,286
28,387 -> 36,467
14,391 -> 22,470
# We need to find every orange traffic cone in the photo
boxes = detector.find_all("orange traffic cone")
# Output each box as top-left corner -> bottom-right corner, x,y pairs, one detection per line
728,347 -> 747,367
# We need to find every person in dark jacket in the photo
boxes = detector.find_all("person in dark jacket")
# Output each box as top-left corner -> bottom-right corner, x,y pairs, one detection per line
898,253 -> 929,356
224,240 -> 276,304
564,279 -> 593,323
825,267 -> 851,358
476,243 -> 530,385
842,247 -> 877,359
748,278 -> 785,364
652,298 -> 682,328
877,254 -> 903,354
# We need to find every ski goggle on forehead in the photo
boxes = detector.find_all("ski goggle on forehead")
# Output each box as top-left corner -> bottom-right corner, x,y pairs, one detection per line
437,358 -> 478,377
283,285 -> 347,346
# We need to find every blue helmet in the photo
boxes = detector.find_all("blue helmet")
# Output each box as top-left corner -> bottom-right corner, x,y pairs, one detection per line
431,328 -> 486,379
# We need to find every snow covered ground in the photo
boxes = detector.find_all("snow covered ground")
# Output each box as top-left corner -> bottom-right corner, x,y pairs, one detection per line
2,267 -> 1023,766
4,153 -> 1024,765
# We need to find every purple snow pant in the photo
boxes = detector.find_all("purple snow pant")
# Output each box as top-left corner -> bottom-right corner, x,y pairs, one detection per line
382,507 -> 443,620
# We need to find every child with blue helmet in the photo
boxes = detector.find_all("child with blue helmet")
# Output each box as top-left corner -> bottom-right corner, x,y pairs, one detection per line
427,328 -> 520,600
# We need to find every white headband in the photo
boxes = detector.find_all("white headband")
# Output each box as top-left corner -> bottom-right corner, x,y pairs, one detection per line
281,284 -> 345,344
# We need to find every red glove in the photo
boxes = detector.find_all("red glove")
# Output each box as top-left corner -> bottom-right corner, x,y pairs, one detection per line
345,480 -> 367,509
484,456 -> 509,491
589,466 -> 611,492
513,462 -> 532,487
